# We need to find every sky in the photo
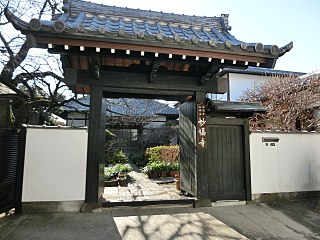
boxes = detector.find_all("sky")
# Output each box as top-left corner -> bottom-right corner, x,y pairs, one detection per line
91,0 -> 320,74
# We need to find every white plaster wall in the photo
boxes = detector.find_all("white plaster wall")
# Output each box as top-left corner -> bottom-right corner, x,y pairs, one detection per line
67,119 -> 87,127
67,112 -> 87,126
229,73 -> 271,101
22,127 -> 88,202
250,132 -> 320,194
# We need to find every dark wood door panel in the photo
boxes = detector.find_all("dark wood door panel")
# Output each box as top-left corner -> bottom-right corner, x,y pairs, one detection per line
207,125 -> 245,201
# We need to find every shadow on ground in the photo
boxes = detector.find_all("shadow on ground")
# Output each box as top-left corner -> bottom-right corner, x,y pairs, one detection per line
209,199 -> 320,240
1,200 -> 320,239
0,207 -> 246,240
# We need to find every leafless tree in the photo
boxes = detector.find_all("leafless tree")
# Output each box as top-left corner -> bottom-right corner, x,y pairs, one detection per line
0,0 -> 76,126
240,74 -> 320,131
0,0 -> 176,127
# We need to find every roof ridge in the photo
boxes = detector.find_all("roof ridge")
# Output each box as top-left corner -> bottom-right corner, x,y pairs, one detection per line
4,1 -> 293,60
62,0 -> 230,29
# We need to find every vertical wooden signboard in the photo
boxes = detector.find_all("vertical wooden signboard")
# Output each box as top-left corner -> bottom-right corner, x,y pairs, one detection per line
197,104 -> 207,149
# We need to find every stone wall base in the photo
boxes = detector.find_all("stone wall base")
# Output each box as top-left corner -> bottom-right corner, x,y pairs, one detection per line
22,201 -> 84,213
252,191 -> 320,203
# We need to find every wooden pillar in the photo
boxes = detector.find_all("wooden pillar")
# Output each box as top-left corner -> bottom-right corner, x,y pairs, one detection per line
194,91 -> 211,207
85,85 -> 106,203
244,118 -> 252,202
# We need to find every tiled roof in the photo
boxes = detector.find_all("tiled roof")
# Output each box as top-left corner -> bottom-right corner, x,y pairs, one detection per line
5,0 -> 293,58
208,100 -> 266,113
220,67 -> 305,77
62,97 -> 178,116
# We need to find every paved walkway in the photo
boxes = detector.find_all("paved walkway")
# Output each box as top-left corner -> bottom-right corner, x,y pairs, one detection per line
210,200 -> 320,240
1,200 -> 320,239
102,162 -> 191,202
0,207 -> 247,240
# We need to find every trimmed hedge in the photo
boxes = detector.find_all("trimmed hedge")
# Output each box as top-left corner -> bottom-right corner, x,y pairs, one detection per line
145,145 -> 179,163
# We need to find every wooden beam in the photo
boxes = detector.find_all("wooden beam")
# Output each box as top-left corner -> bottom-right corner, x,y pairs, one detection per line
148,60 -> 160,83
102,90 -> 185,101
200,66 -> 220,85
102,86 -> 193,97
65,69 -> 228,94
35,36 -> 268,64
51,46 -> 265,69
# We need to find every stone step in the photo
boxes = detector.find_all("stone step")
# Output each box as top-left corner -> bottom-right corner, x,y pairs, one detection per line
101,198 -> 194,209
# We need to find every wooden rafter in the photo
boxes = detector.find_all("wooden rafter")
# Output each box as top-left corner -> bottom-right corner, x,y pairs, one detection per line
36,36 -> 269,64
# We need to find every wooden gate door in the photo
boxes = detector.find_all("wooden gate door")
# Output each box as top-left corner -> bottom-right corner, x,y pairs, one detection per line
206,118 -> 247,201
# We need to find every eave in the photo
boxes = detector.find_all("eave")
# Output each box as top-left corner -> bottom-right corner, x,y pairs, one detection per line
4,7 -> 293,69
218,66 -> 305,78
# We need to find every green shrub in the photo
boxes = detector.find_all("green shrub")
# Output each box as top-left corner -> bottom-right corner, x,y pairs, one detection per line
104,166 -> 118,181
168,162 -> 180,170
110,150 -> 128,164
145,145 -> 179,163
143,146 -> 180,175
104,163 -> 132,181
113,163 -> 132,173
145,147 -> 161,162
141,164 -> 152,174
158,161 -> 168,171
142,161 -> 161,173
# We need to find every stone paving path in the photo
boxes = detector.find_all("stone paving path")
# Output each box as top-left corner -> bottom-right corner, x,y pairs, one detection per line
102,162 -> 191,202
0,207 -> 248,240
209,200 -> 320,240
2,201 -> 320,240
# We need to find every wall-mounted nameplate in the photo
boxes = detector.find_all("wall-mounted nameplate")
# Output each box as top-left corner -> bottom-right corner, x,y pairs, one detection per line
262,137 -> 280,143
197,104 -> 207,149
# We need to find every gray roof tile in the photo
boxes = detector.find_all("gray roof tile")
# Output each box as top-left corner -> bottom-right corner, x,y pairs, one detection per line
220,67 -> 305,77
5,0 -> 293,57
63,97 -> 178,116
208,100 -> 266,113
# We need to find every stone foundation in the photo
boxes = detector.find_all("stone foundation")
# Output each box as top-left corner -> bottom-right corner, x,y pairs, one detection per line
22,201 -> 84,213
252,191 -> 320,203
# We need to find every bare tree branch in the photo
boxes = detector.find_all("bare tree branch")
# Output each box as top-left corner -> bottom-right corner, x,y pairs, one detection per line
240,75 -> 320,131
0,0 -> 73,126
0,31 -> 14,58
0,40 -> 29,84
